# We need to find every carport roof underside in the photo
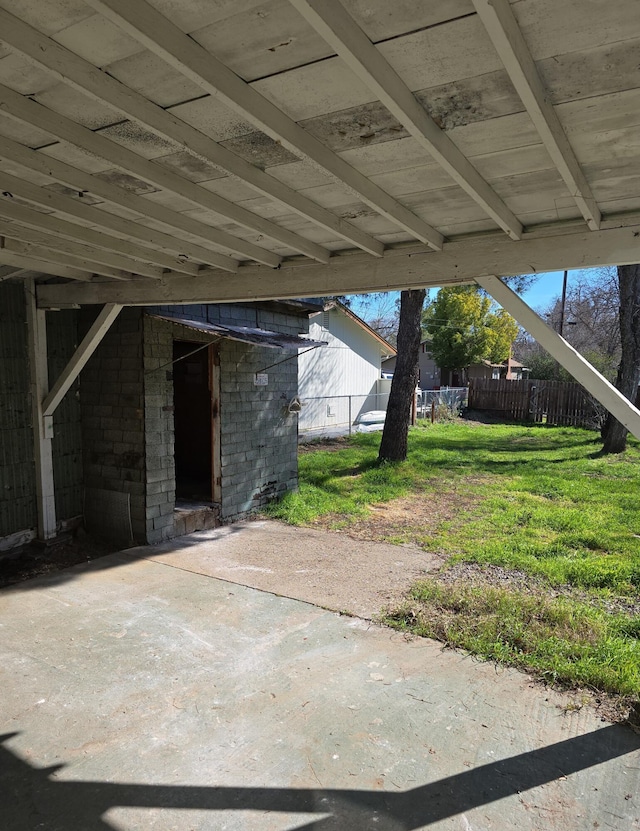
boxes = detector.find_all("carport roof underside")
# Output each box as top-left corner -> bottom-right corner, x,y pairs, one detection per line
0,0 -> 638,308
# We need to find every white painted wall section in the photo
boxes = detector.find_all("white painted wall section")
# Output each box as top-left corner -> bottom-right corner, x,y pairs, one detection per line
299,306 -> 390,431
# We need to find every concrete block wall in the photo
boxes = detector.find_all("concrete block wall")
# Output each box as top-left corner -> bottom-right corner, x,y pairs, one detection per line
48,310 -> 83,523
80,307 -> 146,542
149,303 -> 305,522
142,314 -> 175,544
0,283 -> 35,538
218,337 -> 299,520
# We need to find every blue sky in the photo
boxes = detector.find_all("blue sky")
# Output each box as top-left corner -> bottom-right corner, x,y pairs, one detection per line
518,271 -> 571,311
347,268 -> 595,321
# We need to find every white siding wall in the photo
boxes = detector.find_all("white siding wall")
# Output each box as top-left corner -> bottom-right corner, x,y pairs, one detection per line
299,309 -> 385,431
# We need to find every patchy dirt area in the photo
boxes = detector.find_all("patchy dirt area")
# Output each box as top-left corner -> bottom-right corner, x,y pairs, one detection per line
0,532 -> 119,589
298,436 -> 353,453
310,488 -> 479,547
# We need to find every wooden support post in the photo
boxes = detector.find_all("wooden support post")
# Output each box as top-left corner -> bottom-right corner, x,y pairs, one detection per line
25,279 -> 56,540
476,275 -> 640,440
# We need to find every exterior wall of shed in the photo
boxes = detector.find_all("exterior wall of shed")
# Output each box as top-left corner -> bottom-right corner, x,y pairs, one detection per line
299,308 -> 385,429
79,307 -> 147,542
0,292 -> 303,549
149,303 -> 303,525
0,284 -> 83,545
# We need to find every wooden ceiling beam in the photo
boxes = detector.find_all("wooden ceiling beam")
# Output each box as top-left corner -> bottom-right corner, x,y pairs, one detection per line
0,6 -> 378,258
0,198 -> 199,277
0,170 -> 239,273
0,221 -> 159,279
289,0 -> 523,241
85,0 -> 444,250
36,220 -> 640,308
1,238 -> 134,281
0,86 -> 279,268
471,0 -> 601,231
0,247 -> 96,282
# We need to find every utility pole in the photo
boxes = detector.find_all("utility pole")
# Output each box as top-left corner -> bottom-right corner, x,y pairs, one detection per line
559,269 -> 568,336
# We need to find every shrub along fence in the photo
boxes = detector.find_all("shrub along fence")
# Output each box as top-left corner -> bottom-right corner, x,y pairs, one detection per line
468,378 -> 606,429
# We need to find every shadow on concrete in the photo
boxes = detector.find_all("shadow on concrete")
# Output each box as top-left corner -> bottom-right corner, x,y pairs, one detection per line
2,726 -> 638,830
1,523 -> 250,595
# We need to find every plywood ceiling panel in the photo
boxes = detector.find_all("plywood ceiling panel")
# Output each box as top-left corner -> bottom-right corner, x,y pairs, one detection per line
0,0 -> 635,300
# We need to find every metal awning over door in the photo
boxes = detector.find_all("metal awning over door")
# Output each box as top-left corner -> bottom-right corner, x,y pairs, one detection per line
148,314 -> 327,349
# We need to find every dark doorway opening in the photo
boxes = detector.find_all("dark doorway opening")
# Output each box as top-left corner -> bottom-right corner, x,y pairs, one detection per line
173,340 -> 215,503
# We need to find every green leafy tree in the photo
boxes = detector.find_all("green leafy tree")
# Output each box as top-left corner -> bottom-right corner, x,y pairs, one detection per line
423,286 -> 518,371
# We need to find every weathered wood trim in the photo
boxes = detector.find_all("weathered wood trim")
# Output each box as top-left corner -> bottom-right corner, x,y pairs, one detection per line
25,279 -> 56,540
36,221 -> 640,308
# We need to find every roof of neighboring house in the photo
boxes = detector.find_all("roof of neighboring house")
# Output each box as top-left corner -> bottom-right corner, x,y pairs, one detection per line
478,358 -> 527,369
309,299 -> 397,356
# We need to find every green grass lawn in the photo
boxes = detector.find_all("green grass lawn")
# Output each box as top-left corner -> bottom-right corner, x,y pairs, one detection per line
267,421 -> 640,705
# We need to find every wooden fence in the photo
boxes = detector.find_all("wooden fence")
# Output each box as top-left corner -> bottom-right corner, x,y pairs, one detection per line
468,378 -> 605,429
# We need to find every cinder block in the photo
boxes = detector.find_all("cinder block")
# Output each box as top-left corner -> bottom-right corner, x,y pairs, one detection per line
153,513 -> 173,530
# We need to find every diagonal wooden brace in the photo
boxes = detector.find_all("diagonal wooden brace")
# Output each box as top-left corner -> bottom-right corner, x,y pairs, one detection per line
476,275 -> 640,440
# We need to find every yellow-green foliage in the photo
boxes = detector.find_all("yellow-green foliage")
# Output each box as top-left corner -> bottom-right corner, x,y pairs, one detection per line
423,286 -> 519,369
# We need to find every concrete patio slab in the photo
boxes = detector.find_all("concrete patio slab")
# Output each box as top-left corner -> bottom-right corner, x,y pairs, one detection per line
122,519 -> 444,620
1,534 -> 639,831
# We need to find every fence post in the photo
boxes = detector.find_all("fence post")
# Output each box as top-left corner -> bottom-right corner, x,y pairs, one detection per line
348,395 -> 352,435
412,390 -> 417,425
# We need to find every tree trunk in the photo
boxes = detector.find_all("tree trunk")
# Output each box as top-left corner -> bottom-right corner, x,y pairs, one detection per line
601,264 -> 640,453
378,289 -> 425,462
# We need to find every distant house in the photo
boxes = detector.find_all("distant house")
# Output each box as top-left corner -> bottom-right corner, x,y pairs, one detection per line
382,340 -> 441,389
382,341 -> 528,388
298,301 -> 396,437
467,357 -> 529,382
